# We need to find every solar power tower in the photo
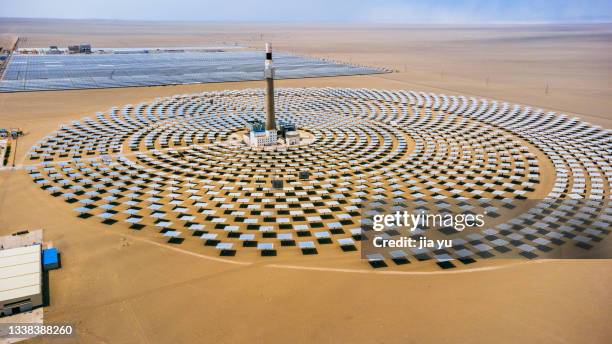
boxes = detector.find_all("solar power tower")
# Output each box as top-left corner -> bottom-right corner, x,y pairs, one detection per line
264,43 -> 276,131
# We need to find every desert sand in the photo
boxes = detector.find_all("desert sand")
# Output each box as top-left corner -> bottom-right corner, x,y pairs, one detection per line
0,19 -> 610,343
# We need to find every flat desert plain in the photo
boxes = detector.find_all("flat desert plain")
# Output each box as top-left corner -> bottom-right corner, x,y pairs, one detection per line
0,19 -> 610,343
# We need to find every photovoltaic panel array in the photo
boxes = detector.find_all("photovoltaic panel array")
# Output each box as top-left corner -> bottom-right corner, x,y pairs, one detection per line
0,51 -> 387,92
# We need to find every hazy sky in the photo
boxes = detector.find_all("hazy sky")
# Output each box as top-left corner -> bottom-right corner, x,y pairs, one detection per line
2,0 -> 611,23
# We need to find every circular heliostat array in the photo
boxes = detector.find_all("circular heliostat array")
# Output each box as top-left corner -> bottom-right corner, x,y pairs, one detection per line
26,88 -> 611,268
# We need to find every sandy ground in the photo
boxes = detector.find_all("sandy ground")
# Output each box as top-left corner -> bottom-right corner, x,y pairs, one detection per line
0,19 -> 610,343
0,34 -> 17,52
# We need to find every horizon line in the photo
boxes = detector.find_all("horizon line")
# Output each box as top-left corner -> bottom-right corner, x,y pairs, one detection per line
1,16 -> 611,26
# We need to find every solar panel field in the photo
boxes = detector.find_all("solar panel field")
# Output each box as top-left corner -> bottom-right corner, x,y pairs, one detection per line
0,51 -> 387,92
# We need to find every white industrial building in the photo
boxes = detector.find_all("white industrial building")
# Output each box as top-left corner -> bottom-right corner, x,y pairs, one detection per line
0,244 -> 43,317
249,129 -> 277,147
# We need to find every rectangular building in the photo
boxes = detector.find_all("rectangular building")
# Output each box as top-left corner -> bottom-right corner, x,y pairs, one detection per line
0,244 -> 42,316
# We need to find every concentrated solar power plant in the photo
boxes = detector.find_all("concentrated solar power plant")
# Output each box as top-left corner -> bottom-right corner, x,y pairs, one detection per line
0,52 -> 386,92
25,88 -> 612,268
